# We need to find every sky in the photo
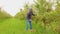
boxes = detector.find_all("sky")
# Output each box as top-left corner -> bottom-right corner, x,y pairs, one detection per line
0,0 -> 56,16
0,0 -> 34,16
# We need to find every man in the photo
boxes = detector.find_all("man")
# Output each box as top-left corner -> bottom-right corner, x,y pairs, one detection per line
26,8 -> 35,32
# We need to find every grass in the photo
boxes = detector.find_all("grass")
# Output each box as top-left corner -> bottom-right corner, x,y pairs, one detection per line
0,18 -> 58,34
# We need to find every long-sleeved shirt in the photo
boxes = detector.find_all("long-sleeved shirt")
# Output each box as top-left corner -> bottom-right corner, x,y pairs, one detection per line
26,11 -> 35,20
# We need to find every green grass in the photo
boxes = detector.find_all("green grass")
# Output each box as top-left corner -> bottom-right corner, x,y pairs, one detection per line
0,18 -> 36,34
0,18 -> 57,34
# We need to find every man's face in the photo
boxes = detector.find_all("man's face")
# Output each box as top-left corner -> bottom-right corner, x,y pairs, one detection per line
30,9 -> 32,12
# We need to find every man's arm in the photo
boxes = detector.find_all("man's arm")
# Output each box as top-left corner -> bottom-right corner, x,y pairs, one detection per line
32,12 -> 35,16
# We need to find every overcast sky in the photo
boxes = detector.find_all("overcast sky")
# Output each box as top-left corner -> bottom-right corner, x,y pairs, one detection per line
0,0 -> 56,16
0,0 -> 34,16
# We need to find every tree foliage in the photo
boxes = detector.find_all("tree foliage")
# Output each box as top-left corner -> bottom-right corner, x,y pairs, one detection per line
0,7 -> 11,19
15,0 -> 60,33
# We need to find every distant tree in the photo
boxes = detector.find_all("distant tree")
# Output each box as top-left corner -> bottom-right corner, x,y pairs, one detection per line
0,8 -> 1,11
0,7 -> 11,18
15,3 -> 29,20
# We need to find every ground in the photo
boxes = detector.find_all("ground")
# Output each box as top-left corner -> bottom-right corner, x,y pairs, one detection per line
0,18 -> 56,34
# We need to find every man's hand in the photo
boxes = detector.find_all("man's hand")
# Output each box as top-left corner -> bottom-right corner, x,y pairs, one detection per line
29,19 -> 32,21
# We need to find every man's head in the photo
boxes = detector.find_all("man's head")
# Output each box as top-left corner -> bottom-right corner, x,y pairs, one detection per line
29,8 -> 33,12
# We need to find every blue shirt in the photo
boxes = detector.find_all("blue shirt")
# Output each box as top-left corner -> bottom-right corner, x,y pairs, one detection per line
26,11 -> 35,20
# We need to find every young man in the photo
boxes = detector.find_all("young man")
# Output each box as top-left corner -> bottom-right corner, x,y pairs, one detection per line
26,8 -> 35,32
